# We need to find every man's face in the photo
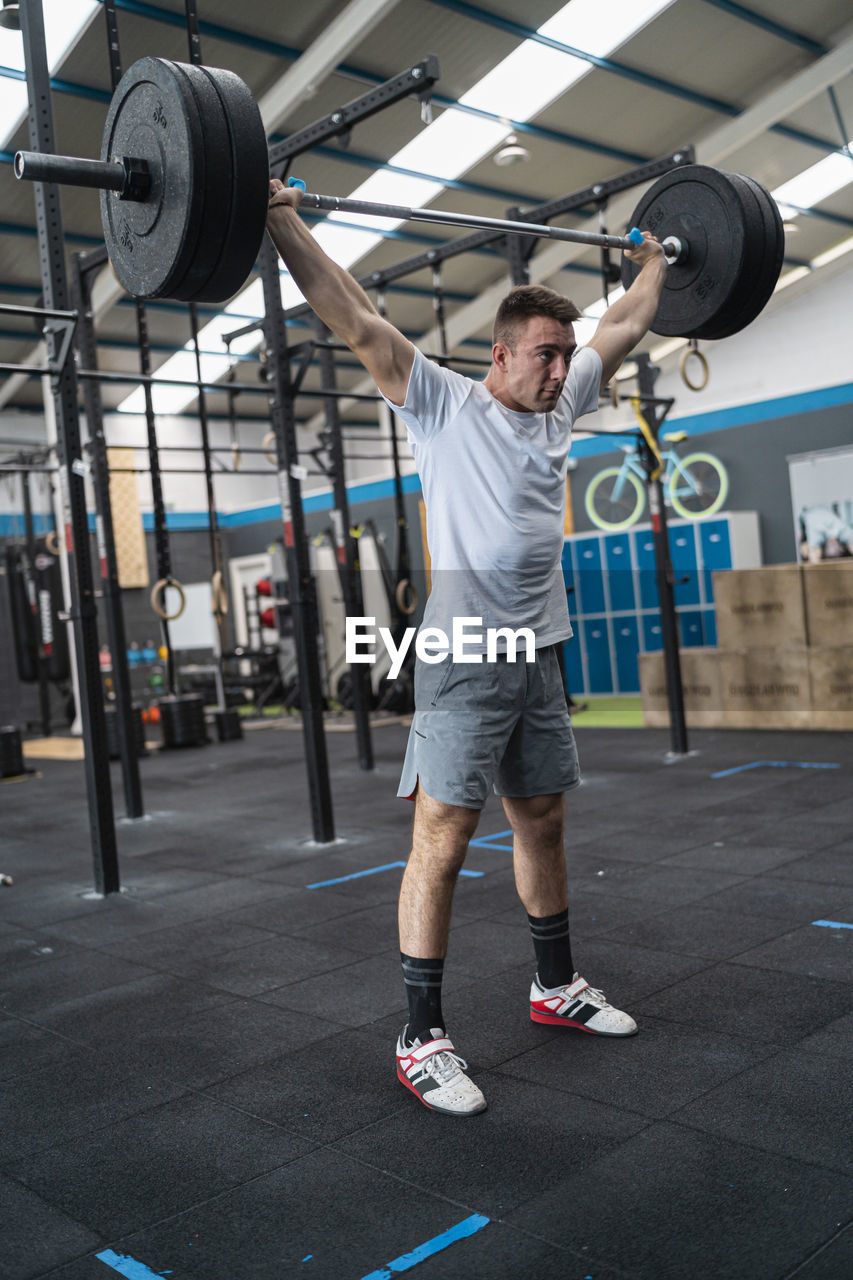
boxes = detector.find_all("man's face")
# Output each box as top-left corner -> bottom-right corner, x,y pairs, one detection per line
493,315 -> 577,413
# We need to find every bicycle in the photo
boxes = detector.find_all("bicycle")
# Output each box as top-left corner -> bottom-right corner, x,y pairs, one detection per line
583,431 -> 729,531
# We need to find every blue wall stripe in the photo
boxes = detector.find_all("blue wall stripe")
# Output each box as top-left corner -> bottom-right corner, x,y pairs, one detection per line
360,1214 -> 490,1279
570,380 -> 853,459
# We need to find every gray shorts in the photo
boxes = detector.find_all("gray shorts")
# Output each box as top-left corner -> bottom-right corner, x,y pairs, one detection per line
398,644 -> 580,808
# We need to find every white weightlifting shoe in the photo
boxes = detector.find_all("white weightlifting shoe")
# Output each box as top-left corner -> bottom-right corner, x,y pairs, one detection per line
396,1026 -> 487,1116
530,973 -> 638,1036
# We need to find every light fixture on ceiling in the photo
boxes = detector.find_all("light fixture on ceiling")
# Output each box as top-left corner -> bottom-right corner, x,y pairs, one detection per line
494,133 -> 530,166
0,2 -> 21,30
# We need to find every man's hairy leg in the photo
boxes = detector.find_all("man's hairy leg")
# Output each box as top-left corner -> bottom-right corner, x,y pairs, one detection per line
398,786 -> 481,957
502,792 -> 567,916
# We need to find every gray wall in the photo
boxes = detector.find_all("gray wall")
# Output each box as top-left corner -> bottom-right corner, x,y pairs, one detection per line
568,399 -> 853,563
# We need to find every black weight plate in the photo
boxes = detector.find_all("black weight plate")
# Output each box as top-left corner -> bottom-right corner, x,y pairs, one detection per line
622,164 -> 750,339
690,172 -> 768,340
100,57 -> 205,299
191,65 -> 269,304
168,62 -> 235,302
701,172 -> 784,339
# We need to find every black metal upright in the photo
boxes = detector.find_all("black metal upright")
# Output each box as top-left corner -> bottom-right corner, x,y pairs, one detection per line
184,0 -> 229,663
312,317 -> 374,771
20,469 -> 52,736
259,236 -> 335,841
20,0 -> 120,893
635,355 -> 689,755
72,250 -> 144,819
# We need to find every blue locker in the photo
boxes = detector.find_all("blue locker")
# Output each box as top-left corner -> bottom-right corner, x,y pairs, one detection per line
679,610 -> 704,647
582,618 -> 613,693
702,607 -> 717,647
604,533 -> 636,612
641,613 -> 663,651
631,528 -> 658,609
699,518 -> 732,603
562,637 -> 584,695
613,616 -> 640,692
573,536 -> 606,615
669,527 -> 701,606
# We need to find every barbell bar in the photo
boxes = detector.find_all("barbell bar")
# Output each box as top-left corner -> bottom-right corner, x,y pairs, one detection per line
283,178 -> 651,254
13,55 -> 785,340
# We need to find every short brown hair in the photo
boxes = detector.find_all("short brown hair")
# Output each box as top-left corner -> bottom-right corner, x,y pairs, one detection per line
493,285 -> 582,351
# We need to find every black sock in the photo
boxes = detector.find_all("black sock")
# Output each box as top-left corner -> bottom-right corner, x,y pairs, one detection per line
401,953 -> 445,1043
527,909 -> 574,989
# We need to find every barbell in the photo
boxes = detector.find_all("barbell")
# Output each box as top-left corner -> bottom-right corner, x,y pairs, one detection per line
14,56 -> 785,340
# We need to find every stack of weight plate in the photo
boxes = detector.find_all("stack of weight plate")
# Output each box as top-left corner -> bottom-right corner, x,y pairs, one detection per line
100,57 -> 269,303
621,164 -> 785,339
0,725 -> 24,778
157,694 -> 208,749
104,704 -> 147,759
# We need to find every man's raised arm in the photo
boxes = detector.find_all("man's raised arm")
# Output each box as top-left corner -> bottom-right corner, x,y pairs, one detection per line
587,234 -> 668,388
266,180 -> 415,407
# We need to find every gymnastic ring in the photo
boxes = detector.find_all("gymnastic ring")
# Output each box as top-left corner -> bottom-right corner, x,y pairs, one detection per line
44,529 -> 61,556
395,578 -> 418,616
680,344 -> 710,392
609,380 -> 620,408
262,431 -> 278,466
211,570 -> 229,616
150,576 -> 186,621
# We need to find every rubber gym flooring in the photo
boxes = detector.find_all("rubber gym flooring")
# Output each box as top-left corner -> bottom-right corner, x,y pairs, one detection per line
2,717 -> 852,1280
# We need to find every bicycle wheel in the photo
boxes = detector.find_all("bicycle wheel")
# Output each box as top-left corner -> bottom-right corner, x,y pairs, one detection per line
585,466 -> 646,531
669,452 -> 729,519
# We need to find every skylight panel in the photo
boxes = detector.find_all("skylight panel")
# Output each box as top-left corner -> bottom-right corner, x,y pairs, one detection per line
459,42 -> 587,119
541,0 -> 676,57
1,1 -> 99,147
773,147 -> 853,221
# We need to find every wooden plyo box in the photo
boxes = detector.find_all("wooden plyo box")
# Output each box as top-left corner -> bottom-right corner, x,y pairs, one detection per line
809,646 -> 853,730
802,561 -> 853,648
718,647 -> 811,729
640,648 -> 723,728
713,566 -> 807,650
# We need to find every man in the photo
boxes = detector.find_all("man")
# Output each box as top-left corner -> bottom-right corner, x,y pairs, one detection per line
267,179 -> 667,1116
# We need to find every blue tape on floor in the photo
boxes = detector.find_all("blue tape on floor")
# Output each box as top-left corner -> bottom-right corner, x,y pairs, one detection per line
711,761 -> 841,779
812,919 -> 853,930
96,1251 -> 170,1278
307,862 -> 406,889
359,1213 -> 490,1279
469,829 -> 514,851
307,863 -> 483,889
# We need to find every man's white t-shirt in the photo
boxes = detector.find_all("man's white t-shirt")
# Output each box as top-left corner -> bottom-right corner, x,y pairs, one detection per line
385,344 -> 602,650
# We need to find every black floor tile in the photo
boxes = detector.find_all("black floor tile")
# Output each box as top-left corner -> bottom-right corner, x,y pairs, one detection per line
733,921 -> 853,983
258,953 -> 409,1027
205,1026 -> 409,1144
80,1149 -> 491,1280
504,1122 -> 853,1280
789,1224 -> 853,1279
1,1173 -> 103,1280
598,903 -> 797,961
633,964 -> 853,1046
6,1093 -> 315,1239
0,1045 -> 188,1164
332,1073 -> 648,1216
676,1046 -> 853,1174
496,1016 -> 780,1119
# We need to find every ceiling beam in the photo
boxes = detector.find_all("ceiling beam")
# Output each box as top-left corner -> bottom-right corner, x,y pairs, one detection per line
308,25 -> 853,429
